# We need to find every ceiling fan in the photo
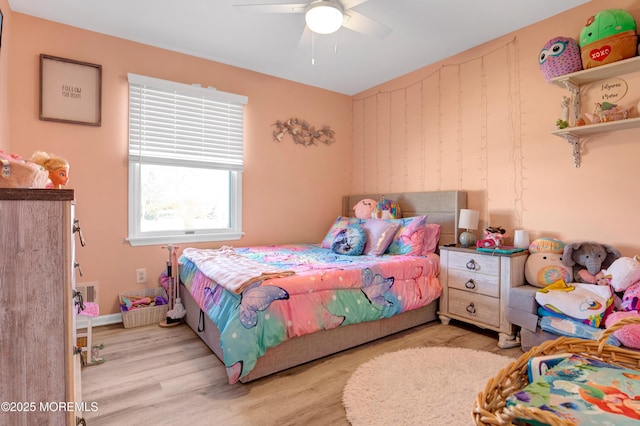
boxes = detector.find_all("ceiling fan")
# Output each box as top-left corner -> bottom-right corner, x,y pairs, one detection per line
233,0 -> 391,39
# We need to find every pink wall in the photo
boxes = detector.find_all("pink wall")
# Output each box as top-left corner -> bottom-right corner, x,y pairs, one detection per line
353,0 -> 640,257
3,0 -> 640,317
0,0 -> 11,150
4,11 -> 352,315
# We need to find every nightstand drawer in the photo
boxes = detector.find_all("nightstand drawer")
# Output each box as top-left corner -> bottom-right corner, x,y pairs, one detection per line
447,251 -> 500,276
448,288 -> 500,327
447,270 -> 499,297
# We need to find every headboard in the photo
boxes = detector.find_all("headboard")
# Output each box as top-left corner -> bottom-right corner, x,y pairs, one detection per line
342,191 -> 467,247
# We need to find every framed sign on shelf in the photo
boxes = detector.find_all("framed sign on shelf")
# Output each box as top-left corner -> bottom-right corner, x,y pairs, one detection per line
39,54 -> 102,126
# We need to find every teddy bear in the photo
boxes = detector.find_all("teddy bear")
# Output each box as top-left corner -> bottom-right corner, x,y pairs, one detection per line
562,241 -> 621,284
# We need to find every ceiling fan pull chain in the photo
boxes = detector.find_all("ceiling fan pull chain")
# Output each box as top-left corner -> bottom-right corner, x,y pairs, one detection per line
311,31 -> 316,65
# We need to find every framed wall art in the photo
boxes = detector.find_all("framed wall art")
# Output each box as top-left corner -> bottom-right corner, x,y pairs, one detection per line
39,54 -> 102,126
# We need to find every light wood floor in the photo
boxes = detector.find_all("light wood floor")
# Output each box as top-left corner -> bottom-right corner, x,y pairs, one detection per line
81,320 -> 523,426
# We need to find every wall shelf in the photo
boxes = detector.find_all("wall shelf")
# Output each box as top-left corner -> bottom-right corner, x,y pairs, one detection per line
550,56 -> 640,88
550,57 -> 640,167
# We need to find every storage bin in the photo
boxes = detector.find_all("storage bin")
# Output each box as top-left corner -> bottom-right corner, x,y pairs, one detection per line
119,287 -> 169,328
473,316 -> 640,425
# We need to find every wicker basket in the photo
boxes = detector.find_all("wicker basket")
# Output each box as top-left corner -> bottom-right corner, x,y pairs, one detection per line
473,316 -> 640,426
120,287 -> 169,328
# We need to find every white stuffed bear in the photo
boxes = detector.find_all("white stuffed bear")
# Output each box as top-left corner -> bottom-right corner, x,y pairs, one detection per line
524,238 -> 572,288
603,256 -> 640,293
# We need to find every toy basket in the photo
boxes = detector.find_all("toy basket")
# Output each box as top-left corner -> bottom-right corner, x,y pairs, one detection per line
119,287 -> 169,328
0,158 -> 49,188
473,316 -> 640,425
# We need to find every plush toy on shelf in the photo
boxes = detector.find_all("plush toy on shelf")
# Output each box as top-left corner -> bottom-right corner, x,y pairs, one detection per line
579,8 -> 638,69
538,36 -> 583,82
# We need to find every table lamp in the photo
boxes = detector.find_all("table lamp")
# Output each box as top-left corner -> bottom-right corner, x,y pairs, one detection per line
458,209 -> 479,247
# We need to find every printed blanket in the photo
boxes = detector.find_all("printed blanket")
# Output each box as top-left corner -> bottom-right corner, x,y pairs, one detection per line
182,246 -> 294,294
180,244 -> 441,383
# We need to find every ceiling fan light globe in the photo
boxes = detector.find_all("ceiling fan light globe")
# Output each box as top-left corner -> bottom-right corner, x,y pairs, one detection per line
305,1 -> 343,34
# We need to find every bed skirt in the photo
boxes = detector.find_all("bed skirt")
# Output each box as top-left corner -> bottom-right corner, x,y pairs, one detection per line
180,282 -> 439,383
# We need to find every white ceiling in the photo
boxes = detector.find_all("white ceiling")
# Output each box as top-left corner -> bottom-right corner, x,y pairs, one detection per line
8,0 -> 590,95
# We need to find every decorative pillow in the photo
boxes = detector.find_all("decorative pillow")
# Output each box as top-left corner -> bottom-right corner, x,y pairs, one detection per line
361,220 -> 400,256
331,224 -> 366,256
321,216 -> 362,248
421,223 -> 441,255
385,215 -> 427,256
536,282 -> 613,328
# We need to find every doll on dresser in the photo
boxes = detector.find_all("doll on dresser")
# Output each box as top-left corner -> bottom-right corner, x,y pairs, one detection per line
31,151 -> 69,189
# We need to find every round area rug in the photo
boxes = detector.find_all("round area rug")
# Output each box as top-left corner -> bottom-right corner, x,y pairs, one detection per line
342,346 -> 513,426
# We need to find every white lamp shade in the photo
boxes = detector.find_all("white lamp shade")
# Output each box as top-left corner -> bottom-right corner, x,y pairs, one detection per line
458,209 -> 479,230
305,1 -> 343,34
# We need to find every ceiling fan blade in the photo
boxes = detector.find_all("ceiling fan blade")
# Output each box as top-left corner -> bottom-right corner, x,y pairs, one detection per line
342,9 -> 391,39
340,0 -> 369,9
298,26 -> 312,49
233,3 -> 307,14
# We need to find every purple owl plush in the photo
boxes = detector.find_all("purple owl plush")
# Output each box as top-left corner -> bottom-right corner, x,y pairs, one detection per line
539,36 -> 583,82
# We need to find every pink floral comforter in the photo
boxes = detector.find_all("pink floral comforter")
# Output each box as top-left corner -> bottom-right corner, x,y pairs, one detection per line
180,244 -> 441,383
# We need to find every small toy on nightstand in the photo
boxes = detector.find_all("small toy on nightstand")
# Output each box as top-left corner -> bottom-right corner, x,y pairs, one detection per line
483,226 -> 506,246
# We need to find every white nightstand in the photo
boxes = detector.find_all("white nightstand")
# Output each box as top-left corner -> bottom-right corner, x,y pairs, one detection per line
438,245 -> 528,349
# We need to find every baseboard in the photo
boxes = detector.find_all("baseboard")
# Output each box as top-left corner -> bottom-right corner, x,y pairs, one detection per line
76,313 -> 122,329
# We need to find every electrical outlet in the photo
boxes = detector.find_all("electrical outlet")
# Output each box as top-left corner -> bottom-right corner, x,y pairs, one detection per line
136,268 -> 147,284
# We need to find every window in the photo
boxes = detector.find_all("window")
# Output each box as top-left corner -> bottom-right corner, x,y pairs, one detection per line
127,73 -> 247,246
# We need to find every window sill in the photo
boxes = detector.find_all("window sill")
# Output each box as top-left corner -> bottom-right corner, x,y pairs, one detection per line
126,232 -> 243,247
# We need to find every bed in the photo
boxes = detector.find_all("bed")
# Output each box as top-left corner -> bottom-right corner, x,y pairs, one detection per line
179,190 -> 467,383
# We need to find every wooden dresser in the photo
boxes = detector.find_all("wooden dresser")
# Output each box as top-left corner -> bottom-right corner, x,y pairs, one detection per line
438,245 -> 528,349
0,189 -> 84,425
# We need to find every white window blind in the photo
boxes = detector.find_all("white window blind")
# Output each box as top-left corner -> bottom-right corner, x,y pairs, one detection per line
128,73 -> 248,170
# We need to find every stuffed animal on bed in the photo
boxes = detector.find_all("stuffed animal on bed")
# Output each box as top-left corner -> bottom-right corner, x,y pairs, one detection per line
579,8 -> 638,69
563,241 -> 621,284
353,199 -> 377,219
373,196 -> 401,219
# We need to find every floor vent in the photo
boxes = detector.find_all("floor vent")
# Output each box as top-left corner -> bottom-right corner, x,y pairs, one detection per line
76,282 -> 98,304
